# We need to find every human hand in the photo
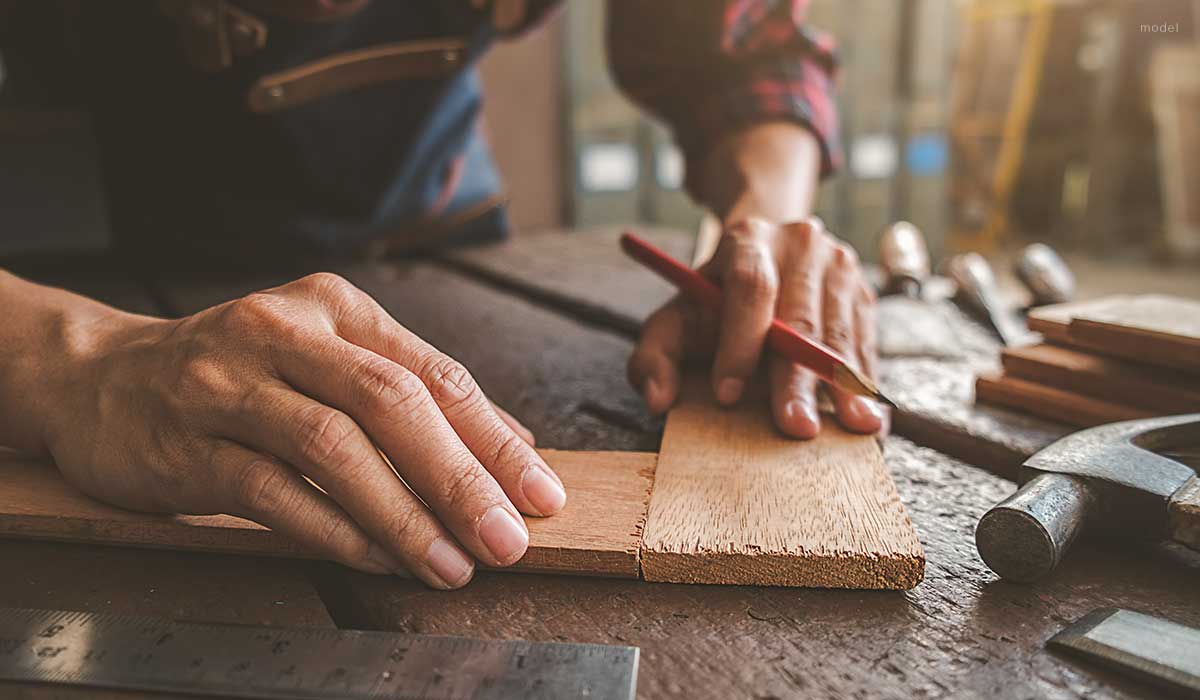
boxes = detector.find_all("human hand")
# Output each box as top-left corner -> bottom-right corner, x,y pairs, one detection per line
38,273 -> 564,589
629,217 -> 886,438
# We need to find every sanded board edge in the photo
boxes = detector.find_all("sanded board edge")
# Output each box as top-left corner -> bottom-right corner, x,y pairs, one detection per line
0,449 -> 657,579
640,378 -> 925,590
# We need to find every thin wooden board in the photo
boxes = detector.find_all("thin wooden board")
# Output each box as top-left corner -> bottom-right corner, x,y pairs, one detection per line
1026,296 -> 1132,344
974,373 -> 1154,428
639,377 -> 924,589
1002,344 -> 1200,414
1068,294 -> 1200,374
0,449 -> 656,579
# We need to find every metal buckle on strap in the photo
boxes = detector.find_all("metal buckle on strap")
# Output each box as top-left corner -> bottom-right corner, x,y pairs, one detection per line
246,39 -> 467,113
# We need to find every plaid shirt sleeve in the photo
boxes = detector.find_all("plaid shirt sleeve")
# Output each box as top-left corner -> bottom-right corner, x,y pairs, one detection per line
606,0 -> 841,199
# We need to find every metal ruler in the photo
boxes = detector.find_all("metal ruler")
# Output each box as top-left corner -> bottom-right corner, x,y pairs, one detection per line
0,607 -> 638,699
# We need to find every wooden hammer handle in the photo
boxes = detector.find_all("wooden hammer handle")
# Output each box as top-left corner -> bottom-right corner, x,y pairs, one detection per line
1170,475 -> 1200,551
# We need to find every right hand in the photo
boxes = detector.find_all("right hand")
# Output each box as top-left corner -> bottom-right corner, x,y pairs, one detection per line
37,273 -> 565,589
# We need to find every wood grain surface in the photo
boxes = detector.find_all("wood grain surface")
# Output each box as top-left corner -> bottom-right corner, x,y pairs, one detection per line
342,437 -> 1200,700
1068,295 -> 1200,373
640,377 -> 924,589
438,227 -> 689,335
1027,296 -> 1133,344
0,449 -> 657,579
975,373 -> 1154,427
1002,344 -> 1200,414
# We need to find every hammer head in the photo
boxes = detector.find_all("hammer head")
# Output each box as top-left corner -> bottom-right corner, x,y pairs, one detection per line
976,414 -> 1200,582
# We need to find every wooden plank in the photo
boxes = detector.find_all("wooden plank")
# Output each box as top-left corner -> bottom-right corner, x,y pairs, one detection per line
0,449 -> 655,579
438,227 -> 689,334
342,436 -> 1200,700
974,373 -> 1153,428
1068,294 -> 1200,374
1002,344 -> 1200,414
1026,295 -> 1132,344
639,377 -> 924,589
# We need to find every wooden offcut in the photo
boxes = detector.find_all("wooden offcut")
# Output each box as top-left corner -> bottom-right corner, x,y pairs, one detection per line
975,373 -> 1153,427
1068,295 -> 1200,374
640,377 -> 925,589
1028,295 -> 1200,374
1002,344 -> 1200,414
0,449 -> 656,579
1026,296 -> 1130,345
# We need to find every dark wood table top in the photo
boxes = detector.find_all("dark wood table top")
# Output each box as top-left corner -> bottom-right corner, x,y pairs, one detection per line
3,228 -> 1197,699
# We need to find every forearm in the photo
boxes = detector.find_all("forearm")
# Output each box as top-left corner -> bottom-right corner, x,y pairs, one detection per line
697,122 -> 822,225
0,270 -> 146,455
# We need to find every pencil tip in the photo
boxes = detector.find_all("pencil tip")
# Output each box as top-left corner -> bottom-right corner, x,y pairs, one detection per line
875,390 -> 899,411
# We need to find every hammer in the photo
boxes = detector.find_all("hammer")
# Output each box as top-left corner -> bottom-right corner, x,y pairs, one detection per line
976,413 -> 1200,582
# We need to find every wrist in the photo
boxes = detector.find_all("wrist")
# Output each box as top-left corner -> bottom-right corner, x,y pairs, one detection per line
0,273 -> 163,456
697,121 -> 822,225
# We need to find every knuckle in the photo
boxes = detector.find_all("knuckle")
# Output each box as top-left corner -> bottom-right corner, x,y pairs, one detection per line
296,407 -> 359,467
383,507 -> 428,551
422,356 -> 479,411
224,292 -> 285,330
233,459 -> 292,515
824,322 -> 854,349
487,430 -> 526,472
727,251 -> 779,304
298,272 -> 354,297
833,242 -> 860,267
357,358 -> 429,415
439,460 -> 489,513
782,315 -> 819,337
316,516 -> 370,562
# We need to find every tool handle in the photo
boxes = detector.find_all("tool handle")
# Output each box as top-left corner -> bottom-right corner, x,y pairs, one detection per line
975,472 -> 1094,582
619,232 -> 840,380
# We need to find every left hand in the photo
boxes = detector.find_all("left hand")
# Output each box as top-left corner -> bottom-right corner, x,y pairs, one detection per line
628,216 -> 886,438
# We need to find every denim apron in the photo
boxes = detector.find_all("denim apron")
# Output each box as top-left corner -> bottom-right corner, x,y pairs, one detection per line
81,1 -> 518,265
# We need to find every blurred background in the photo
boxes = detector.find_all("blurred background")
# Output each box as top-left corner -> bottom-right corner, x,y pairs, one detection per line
3,0 -> 1199,290
484,0 -> 1200,292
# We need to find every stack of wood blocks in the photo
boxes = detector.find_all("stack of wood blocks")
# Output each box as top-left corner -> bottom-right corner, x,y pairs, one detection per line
975,294 -> 1200,427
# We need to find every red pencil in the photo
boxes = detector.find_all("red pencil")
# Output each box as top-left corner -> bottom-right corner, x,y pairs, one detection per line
620,231 -> 894,407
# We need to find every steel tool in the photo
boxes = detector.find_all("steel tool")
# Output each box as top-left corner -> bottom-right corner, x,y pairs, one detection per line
0,607 -> 640,700
1015,242 -> 1075,307
944,252 -> 1028,346
1049,607 -> 1200,698
976,413 -> 1200,582
878,221 -> 931,298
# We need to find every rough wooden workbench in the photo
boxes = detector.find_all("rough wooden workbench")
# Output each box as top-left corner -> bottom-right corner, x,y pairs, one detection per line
2,228 -> 1197,699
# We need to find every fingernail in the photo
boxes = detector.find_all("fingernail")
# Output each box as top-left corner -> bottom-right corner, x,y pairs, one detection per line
364,543 -> 407,576
645,376 -> 662,406
785,399 -> 821,437
478,506 -> 528,565
426,537 -> 474,588
716,378 -> 744,405
522,464 -> 566,516
854,397 -> 886,421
